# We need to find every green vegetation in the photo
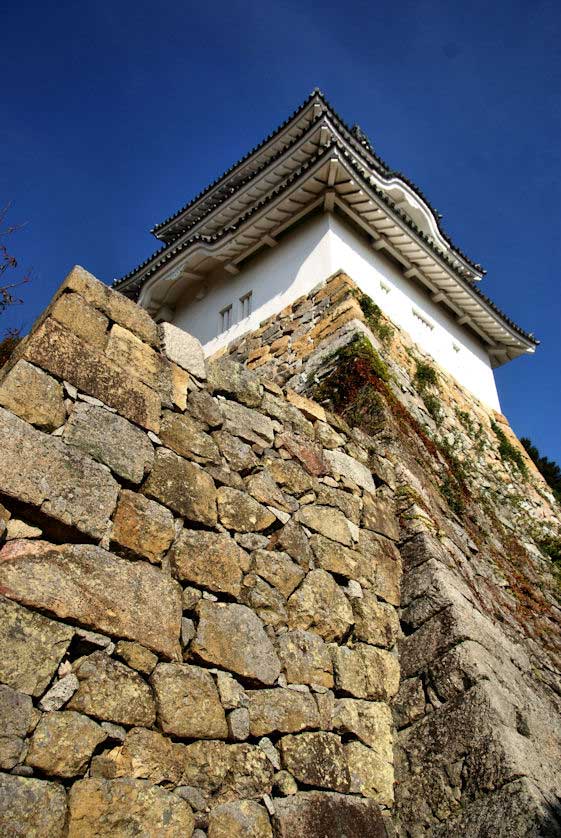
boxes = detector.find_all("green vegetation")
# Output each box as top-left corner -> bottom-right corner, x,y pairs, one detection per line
521,438 -> 561,503
356,294 -> 394,345
440,474 -> 465,516
491,421 -> 528,476
414,361 -> 438,392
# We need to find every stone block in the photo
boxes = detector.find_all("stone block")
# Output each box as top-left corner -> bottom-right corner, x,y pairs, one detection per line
296,505 -> 354,546
253,550 -> 305,598
276,629 -> 334,688
286,388 -> 326,422
0,360 -> 66,431
21,318 -> 161,430
0,406 -> 119,539
181,740 -> 273,803
208,800 -> 272,837
170,529 -> 249,596
161,321 -> 206,379
114,641 -> 158,675
207,357 -> 262,405
64,402 -> 154,483
0,597 -> 73,696
357,531 -> 402,606
58,265 -> 159,347
26,710 -> 106,777
309,533 -> 360,579
346,740 -> 394,806
352,593 -> 400,648
106,323 -> 171,400
287,569 -> 353,642
160,409 -> 220,463
333,698 -> 393,751
0,541 -> 182,659
276,432 -> 328,475
143,448 -> 217,526
220,398 -> 275,446
67,778 -> 194,837
0,774 -> 67,838
247,688 -> 320,736
273,791 -> 388,838
331,644 -> 400,701
324,449 -> 376,495
217,487 -> 276,532
279,732 -> 350,792
90,727 -> 184,786
49,291 -> 109,348
111,490 -> 175,564
0,684 -> 35,769
361,494 -> 400,541
193,602 -> 281,685
151,663 -> 228,739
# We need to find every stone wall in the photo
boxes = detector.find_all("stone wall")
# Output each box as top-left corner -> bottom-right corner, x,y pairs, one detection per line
221,271 -> 561,836
0,267 -> 400,837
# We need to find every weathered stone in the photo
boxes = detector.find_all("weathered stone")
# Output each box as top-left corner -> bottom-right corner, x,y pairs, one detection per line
26,710 -> 106,777
21,318 -> 160,430
106,323 -> 171,399
68,652 -> 156,726
346,740 -> 393,806
247,688 -> 320,736
253,549 -> 305,597
217,487 -> 276,532
333,699 -> 393,750
207,358 -> 262,406
39,674 -> 79,711
273,791 -> 388,838
309,533 -> 360,579
90,727 -> 184,785
316,484 -> 362,524
214,429 -> 258,470
241,575 -> 288,627
287,569 -> 353,642
161,321 -> 206,378
392,677 -> 426,729
170,529 -> 249,596
143,448 -> 217,526
114,641 -> 158,675
331,644 -> 400,700
265,457 -> 315,494
357,531 -> 402,606
64,403 -> 154,483
220,398 -> 275,446
276,629 -> 334,688
245,470 -> 297,513
151,663 -> 228,739
58,265 -> 159,347
0,773 -> 67,838
261,393 -> 314,437
0,597 -> 73,696
275,769 -> 298,795
170,362 -> 189,410
361,494 -> 399,541
315,421 -> 344,450
325,449 -> 376,495
286,389 -> 326,422
5,519 -> 42,540
182,740 -> 273,803
160,410 -> 220,463
279,732 -> 350,792
277,432 -> 328,476
352,593 -> 400,648
296,505 -> 354,546
193,602 -> 281,685
228,707 -> 250,740
0,684 -> 35,769
0,407 -> 119,538
111,490 -> 175,564
273,519 -> 314,567
0,360 -> 66,431
49,291 -> 109,348
208,800 -> 273,837
0,541 -> 181,659
187,389 -> 224,427
67,778 -> 194,837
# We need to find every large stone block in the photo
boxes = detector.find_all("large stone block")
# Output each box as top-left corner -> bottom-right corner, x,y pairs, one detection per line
105,323 -> 169,396
0,774 -> 67,838
49,291 -> 109,349
143,448 -> 217,526
90,727 -> 184,786
0,684 -> 35,769
333,698 -> 393,751
246,688 -> 320,736
273,791 -> 388,838
193,602 -> 281,685
206,358 -> 262,406
58,265 -> 159,347
296,505 -> 354,546
110,490 -> 175,564
324,449 -> 376,495
0,360 -> 66,431
181,740 -> 273,803
346,740 -> 394,806
287,569 -> 354,642
67,778 -> 194,837
220,398 -> 275,446
170,529 -> 249,596
352,593 -> 400,648
21,318 -> 161,431
0,597 -> 73,696
217,487 -> 276,532
161,321 -> 206,379
208,800 -> 273,838
276,629 -> 334,688
151,663 -> 228,739
279,732 -> 350,792
64,403 -> 154,483
160,410 -> 220,463
26,710 -> 106,777
331,644 -> 400,701
357,531 -> 402,606
0,541 -> 182,659
0,406 -> 119,539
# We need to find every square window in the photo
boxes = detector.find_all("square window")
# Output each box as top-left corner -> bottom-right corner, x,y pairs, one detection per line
239,291 -> 252,319
220,304 -> 233,332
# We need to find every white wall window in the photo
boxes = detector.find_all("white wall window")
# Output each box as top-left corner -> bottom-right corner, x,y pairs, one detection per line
239,291 -> 253,319
219,304 -> 233,332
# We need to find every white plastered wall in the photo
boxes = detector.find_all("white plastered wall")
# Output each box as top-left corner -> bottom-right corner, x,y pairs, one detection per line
172,213 -> 501,410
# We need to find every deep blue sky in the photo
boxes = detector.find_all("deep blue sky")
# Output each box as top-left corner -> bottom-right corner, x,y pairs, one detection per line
2,0 -> 561,461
